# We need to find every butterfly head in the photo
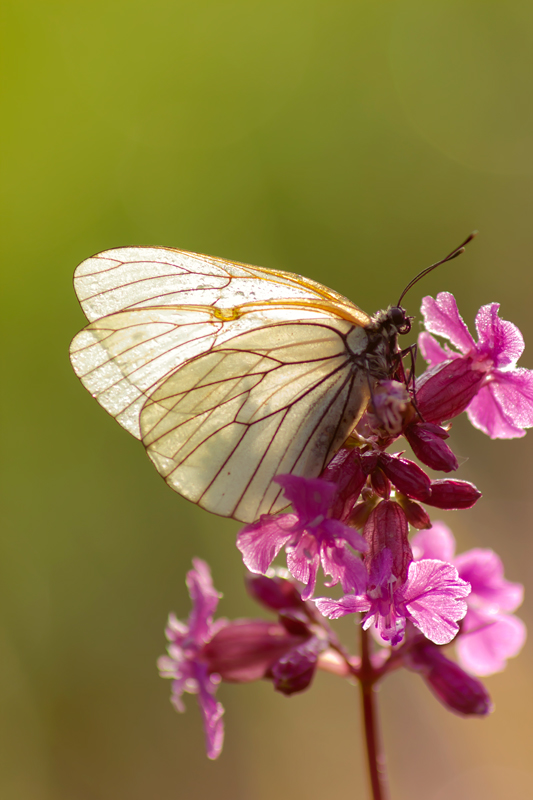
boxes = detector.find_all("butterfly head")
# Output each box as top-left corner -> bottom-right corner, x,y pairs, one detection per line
368,305 -> 412,338
385,305 -> 412,336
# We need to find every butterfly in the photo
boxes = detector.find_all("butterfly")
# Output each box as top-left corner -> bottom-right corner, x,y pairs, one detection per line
70,239 -> 470,523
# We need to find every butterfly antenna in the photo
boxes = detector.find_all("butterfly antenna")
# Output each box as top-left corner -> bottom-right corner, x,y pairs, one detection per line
397,232 -> 477,307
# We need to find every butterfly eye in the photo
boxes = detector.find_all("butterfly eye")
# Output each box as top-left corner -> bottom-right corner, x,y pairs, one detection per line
388,307 -> 411,335
389,307 -> 404,326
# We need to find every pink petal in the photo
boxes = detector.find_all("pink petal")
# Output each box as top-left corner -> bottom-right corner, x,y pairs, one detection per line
187,559 -> 222,643
466,384 -> 526,439
286,533 -> 320,600
454,548 -> 524,613
403,560 -> 470,645
418,331 -> 454,368
195,663 -> 225,760
274,474 -> 336,523
321,544 -> 367,594
314,594 -> 371,618
236,516 -> 295,574
491,368 -> 533,428
421,293 -> 475,354
323,518 -> 368,552
411,523 -> 456,562
474,303 -> 525,367
456,610 -> 527,676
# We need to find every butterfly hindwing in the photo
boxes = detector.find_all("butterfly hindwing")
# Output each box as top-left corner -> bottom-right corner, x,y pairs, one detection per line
140,321 -> 370,522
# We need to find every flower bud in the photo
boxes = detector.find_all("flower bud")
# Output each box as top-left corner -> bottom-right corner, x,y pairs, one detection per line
371,467 -> 391,498
361,451 -> 380,475
278,609 -> 313,637
321,448 -> 367,520
245,573 -> 305,612
404,422 -> 459,473
405,641 -> 493,716
416,358 -> 485,424
379,453 -> 432,501
395,494 -> 432,529
270,637 -> 326,695
426,479 -> 482,510
348,498 -> 378,529
364,500 -> 412,585
203,620 -> 304,682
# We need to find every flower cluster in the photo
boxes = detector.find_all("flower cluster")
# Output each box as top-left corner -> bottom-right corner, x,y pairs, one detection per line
159,294 -> 529,758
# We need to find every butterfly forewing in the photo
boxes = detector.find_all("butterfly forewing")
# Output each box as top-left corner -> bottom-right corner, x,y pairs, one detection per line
73,247 -> 371,324
70,246 -> 374,521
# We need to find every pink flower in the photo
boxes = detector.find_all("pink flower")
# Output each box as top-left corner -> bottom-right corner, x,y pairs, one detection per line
158,559 -> 226,760
412,523 -> 526,675
315,553 -> 470,647
418,292 -> 533,438
236,475 -> 368,600
159,562 -> 314,758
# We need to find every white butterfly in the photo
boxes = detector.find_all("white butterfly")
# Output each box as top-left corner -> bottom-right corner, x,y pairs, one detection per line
69,246 -> 417,523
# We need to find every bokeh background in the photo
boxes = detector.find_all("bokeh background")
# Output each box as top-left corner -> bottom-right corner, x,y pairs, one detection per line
2,1 -> 533,798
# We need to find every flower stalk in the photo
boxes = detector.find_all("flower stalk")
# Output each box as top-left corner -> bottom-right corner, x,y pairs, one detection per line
360,628 -> 389,800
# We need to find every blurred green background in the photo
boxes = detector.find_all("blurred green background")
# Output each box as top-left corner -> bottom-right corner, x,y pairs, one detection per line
2,1 -> 533,798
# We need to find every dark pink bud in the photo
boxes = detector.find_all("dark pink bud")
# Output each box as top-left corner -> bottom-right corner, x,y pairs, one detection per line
203,620 -> 304,682
348,497 -> 378,529
371,467 -> 391,498
270,637 -> 326,695
426,479 -> 482,510
404,422 -> 459,473
405,641 -> 493,716
379,453 -> 431,501
364,500 -> 412,584
396,495 -> 432,530
278,610 -> 312,637
361,451 -> 380,475
246,574 -> 305,612
321,448 -> 367,520
416,358 -> 485,424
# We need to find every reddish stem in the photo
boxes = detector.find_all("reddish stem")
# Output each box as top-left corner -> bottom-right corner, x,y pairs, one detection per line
359,628 -> 389,800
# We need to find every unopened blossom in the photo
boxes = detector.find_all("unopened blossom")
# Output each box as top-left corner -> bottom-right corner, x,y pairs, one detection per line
269,634 -> 328,695
202,618 -> 310,684
158,559 -> 227,759
412,523 -> 526,675
404,635 -> 493,716
245,572 -> 334,694
364,499 -> 412,587
237,474 -> 368,600
404,421 -> 458,473
418,292 -> 533,438
315,552 -> 470,646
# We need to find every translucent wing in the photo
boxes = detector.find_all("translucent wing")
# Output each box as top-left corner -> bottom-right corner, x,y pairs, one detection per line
70,246 -> 373,521
140,320 -> 370,522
